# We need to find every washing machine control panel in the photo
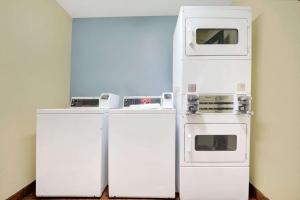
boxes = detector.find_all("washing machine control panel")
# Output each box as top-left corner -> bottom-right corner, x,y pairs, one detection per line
70,93 -> 120,109
71,98 -> 99,107
123,93 -> 174,109
123,96 -> 161,107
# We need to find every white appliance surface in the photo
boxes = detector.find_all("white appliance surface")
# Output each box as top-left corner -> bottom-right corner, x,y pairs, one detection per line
181,60 -> 251,95
180,166 -> 249,200
38,108 -> 104,114
36,108 -> 108,197
108,109 -> 176,198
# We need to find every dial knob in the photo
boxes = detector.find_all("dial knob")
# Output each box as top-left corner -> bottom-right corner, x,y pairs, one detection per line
188,95 -> 198,102
188,105 -> 197,114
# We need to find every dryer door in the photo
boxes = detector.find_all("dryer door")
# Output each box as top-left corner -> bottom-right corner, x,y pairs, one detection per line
186,18 -> 248,56
184,123 -> 247,163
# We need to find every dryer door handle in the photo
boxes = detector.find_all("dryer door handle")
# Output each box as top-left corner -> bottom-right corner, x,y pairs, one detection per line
188,30 -> 194,48
186,134 -> 192,153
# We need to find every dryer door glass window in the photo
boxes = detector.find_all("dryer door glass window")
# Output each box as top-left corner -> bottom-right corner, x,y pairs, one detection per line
184,123 -> 247,163
196,29 -> 238,44
185,18 -> 248,56
195,135 -> 237,151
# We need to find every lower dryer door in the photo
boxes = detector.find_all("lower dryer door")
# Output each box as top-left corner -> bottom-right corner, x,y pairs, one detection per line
184,123 -> 247,163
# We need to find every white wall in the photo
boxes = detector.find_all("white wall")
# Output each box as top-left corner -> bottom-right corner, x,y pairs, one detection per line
233,1 -> 300,199
0,0 -> 72,199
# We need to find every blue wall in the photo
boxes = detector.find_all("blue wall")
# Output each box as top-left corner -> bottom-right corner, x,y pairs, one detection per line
71,16 -> 177,97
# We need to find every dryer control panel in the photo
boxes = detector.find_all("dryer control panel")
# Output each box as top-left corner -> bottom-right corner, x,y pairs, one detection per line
187,94 -> 252,114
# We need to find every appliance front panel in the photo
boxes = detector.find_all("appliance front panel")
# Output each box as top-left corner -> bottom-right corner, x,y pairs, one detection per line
181,59 -> 251,95
108,113 -> 175,198
184,123 -> 247,163
186,18 -> 248,56
36,113 -> 104,197
180,166 -> 249,200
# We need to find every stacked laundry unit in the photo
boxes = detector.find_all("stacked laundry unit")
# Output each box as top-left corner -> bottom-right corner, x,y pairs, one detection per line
173,6 -> 252,200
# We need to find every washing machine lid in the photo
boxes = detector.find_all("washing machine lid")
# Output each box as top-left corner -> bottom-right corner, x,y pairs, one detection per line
109,108 -> 176,114
37,108 -> 106,114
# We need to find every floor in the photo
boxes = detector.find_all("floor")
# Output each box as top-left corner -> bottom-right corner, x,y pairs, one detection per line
23,189 -> 257,200
23,188 -> 180,200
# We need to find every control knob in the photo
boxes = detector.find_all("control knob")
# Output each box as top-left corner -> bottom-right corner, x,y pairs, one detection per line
188,95 -> 199,102
188,104 -> 198,114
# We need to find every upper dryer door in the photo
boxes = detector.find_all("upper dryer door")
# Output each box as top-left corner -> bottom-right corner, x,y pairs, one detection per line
186,18 -> 248,56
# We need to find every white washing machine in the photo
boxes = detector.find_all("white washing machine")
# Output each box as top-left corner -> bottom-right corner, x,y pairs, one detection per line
36,93 -> 119,197
108,93 -> 176,198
